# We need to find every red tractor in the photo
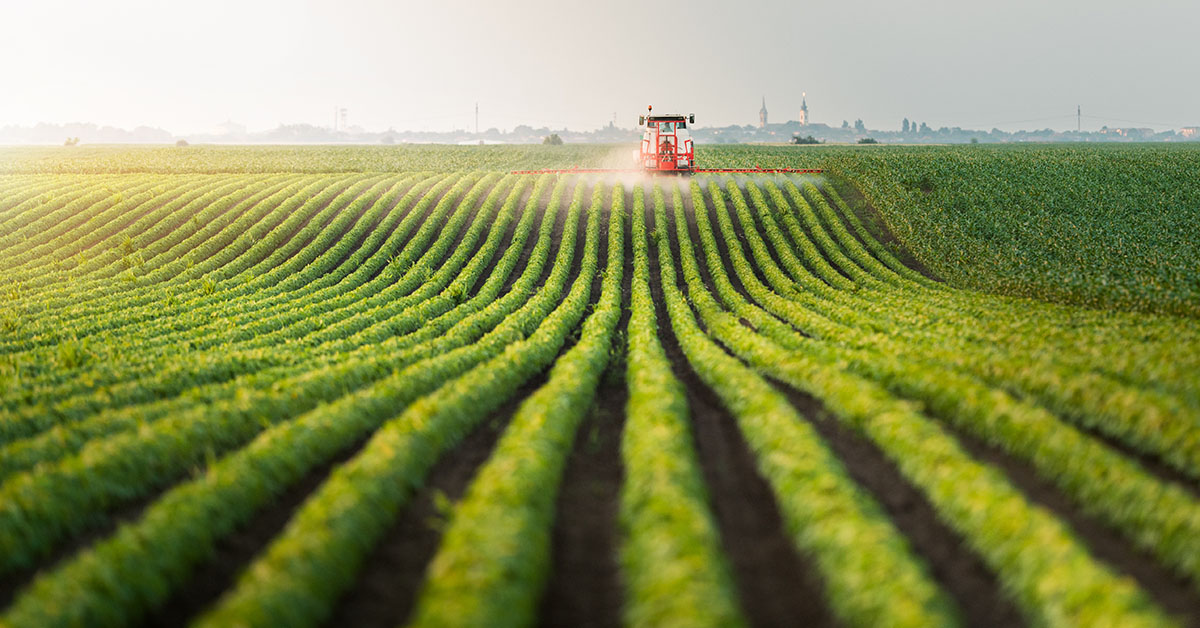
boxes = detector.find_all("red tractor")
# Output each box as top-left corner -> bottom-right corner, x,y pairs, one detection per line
635,106 -> 696,174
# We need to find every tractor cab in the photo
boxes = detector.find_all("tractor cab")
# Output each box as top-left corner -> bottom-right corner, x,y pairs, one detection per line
635,106 -> 695,173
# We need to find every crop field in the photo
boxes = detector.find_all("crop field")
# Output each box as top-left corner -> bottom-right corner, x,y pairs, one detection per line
0,146 -> 1198,627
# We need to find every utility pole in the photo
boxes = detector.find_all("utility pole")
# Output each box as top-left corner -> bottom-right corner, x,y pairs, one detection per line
475,102 -> 479,135
1077,105 -> 1081,132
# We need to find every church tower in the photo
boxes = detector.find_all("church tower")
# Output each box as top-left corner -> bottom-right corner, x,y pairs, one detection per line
759,96 -> 768,128
799,92 -> 809,126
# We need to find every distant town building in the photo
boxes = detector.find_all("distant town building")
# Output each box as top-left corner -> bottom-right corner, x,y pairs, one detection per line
759,96 -> 768,128
1100,127 -> 1155,138
1181,127 -> 1199,138
798,92 -> 809,126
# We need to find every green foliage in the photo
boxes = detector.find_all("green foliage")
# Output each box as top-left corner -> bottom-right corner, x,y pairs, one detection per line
0,148 -> 1195,628
696,143 -> 1200,316
408,184 -> 624,628
0,144 -> 609,174
619,185 -> 746,627
55,337 -> 89,369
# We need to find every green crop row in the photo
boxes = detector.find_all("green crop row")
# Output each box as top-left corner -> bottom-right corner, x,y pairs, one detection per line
688,178 -> 1200,613
0,176 -> 547,477
616,185 -> 746,628
718,179 -> 1200,481
0,179 -> 578,628
0,156 -> 1195,626
654,183 -> 958,627
192,182 -> 604,628
407,182 -> 625,627
0,173 -> 459,406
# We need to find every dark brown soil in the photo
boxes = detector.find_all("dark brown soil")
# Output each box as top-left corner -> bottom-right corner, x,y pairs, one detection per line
674,355 -> 836,628
678,180 -> 1023,626
532,181 -> 633,628
500,179 -> 575,296
144,435 -> 369,627
327,182 -> 593,628
946,425 -> 1200,626
324,406 -> 519,628
651,188 -> 836,628
1053,416 -> 1200,500
535,185 -> 631,627
0,492 -> 153,611
536,378 -> 627,628
778,385 -> 1027,627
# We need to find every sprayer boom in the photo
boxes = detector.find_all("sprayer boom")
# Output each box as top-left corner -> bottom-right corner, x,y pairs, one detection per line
509,167 -> 823,175
513,106 -> 820,176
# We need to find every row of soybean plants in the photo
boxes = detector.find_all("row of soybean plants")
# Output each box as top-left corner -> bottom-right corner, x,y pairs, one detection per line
0,174 -> 543,476
1,171 -> 512,445
0,175 -> 137,241
681,176 -> 1197,624
0,174 -> 181,280
1,173 -> 346,353
397,181 -> 741,628
0,174 -> 469,482
699,143 -> 1200,316
5,172 -> 404,352
825,182 -> 1197,559
797,176 -> 1198,407
4,172 -> 462,395
713,176 -> 1200,583
208,183 -> 716,628
818,146 -> 1200,316
728,175 -> 1200,511
805,179 -> 1197,392
740,175 -> 1192,394
0,144 -> 618,175
724,177 -> 1200,483
0,171 -> 492,465
2,171 -> 467,402
0,178 -> 593,627
809,182 -> 1200,477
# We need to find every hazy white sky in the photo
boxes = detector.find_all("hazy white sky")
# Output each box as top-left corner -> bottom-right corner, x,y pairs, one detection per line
1,0 -> 1196,133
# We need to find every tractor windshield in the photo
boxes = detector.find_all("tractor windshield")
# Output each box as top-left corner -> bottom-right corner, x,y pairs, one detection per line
659,122 -> 675,133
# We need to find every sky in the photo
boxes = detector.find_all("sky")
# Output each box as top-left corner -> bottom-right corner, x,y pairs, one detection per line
1,0 -> 1197,134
